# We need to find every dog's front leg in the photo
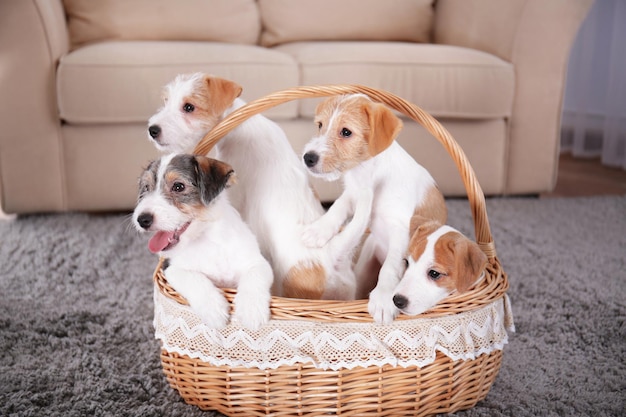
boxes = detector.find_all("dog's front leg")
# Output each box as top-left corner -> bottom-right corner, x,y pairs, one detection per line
367,228 -> 409,324
165,265 -> 230,328
302,191 -> 354,247
232,260 -> 273,331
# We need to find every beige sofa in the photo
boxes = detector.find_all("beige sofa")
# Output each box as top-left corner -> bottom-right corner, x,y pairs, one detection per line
0,0 -> 591,214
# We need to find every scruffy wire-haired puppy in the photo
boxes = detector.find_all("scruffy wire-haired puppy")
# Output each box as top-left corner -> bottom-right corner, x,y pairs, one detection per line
146,73 -> 371,300
302,94 -> 448,324
392,218 -> 487,316
132,154 -> 273,330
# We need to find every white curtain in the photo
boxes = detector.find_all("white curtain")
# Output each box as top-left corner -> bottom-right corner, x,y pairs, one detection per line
561,0 -> 626,170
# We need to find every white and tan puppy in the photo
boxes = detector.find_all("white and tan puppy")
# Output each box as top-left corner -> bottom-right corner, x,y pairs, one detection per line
302,94 -> 447,323
133,154 -> 273,330
392,219 -> 488,316
146,73 -> 369,300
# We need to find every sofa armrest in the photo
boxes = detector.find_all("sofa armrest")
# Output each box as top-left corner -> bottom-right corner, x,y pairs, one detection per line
433,0 -> 593,193
0,0 -> 70,213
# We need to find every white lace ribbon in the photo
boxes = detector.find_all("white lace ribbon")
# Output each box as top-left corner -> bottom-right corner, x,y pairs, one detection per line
154,287 -> 514,371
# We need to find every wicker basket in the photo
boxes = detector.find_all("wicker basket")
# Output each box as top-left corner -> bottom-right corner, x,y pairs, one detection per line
152,85 -> 514,416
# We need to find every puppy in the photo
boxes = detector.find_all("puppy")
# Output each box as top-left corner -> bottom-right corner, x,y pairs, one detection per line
146,73 -> 368,300
302,94 -> 448,323
392,219 -> 488,316
132,153 -> 273,330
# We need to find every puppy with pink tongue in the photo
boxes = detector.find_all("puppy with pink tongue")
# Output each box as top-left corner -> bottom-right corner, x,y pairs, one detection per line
133,153 -> 273,330
148,223 -> 190,254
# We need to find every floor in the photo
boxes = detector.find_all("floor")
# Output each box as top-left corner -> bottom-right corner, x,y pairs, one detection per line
1,154 -> 625,221
540,153 -> 626,198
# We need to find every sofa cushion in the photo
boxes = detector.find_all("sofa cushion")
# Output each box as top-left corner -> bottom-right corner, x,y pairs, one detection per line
259,0 -> 434,47
63,0 -> 260,49
275,42 -> 515,119
57,41 -> 299,124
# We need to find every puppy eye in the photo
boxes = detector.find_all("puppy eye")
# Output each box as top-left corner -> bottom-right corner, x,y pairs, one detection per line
402,258 -> 409,270
340,128 -> 352,138
317,121 -> 322,130
172,182 -> 185,192
428,270 -> 442,281
183,103 -> 195,113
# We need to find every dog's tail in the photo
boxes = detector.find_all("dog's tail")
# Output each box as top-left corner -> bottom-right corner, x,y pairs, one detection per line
326,189 -> 373,263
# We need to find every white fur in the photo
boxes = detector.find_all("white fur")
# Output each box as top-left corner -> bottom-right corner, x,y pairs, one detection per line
147,74 -> 369,300
133,154 -> 273,330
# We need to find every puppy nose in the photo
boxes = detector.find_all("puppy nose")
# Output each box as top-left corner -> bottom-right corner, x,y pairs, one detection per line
148,125 -> 161,139
137,212 -> 153,230
303,152 -> 319,168
392,294 -> 408,309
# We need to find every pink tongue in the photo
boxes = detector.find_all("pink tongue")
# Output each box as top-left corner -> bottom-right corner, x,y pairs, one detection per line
148,231 -> 175,253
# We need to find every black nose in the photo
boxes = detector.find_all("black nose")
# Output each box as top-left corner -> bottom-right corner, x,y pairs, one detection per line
392,294 -> 408,309
148,125 -> 161,139
137,212 -> 153,230
303,152 -> 319,168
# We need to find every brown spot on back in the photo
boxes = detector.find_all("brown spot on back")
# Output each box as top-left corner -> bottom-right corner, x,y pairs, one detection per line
282,262 -> 326,299
421,186 -> 447,224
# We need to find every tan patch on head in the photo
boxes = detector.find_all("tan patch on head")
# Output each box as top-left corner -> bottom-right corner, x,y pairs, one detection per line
313,95 -> 402,174
181,75 -> 243,132
282,262 -> 326,299
162,169 -> 205,215
432,231 -> 487,293
203,75 -> 243,115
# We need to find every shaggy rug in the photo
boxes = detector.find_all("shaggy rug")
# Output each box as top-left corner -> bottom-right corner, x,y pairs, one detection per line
0,196 -> 624,417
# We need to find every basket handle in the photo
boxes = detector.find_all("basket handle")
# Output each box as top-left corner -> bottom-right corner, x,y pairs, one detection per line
193,85 -> 497,260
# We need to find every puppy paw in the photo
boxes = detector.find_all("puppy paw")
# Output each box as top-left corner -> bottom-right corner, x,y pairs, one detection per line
302,222 -> 336,248
233,291 -> 270,331
191,297 -> 230,329
368,287 -> 399,325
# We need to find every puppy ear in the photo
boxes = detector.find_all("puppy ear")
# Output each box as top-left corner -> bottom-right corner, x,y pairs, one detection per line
364,102 -> 403,156
453,237 -> 488,293
193,155 -> 236,205
204,76 -> 243,116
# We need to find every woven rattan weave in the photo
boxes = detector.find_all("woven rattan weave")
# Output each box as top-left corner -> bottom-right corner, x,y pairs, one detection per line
152,85 -> 512,416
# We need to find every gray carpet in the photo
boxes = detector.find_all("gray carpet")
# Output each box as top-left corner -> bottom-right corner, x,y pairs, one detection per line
0,196 -> 624,416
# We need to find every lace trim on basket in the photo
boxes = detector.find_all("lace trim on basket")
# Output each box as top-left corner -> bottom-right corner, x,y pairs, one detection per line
154,287 -> 515,370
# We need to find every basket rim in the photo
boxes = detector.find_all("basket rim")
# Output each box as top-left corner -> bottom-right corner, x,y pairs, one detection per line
153,257 -> 509,322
